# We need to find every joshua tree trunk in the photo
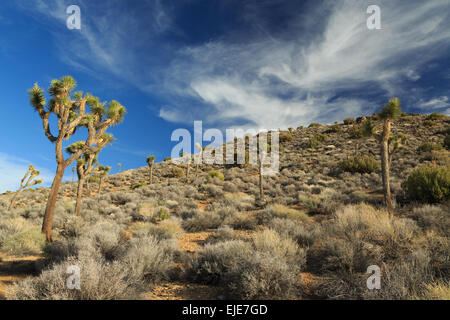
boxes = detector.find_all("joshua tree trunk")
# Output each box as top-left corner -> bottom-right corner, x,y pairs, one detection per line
380,119 -> 393,213
42,164 -> 65,242
98,177 -> 103,194
75,177 -> 85,216
8,187 -> 24,211
149,164 -> 153,184
259,161 -> 264,200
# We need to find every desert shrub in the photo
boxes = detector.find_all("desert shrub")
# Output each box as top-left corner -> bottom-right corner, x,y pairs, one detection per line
444,134 -> 450,150
147,218 -> 184,239
118,234 -> 175,284
412,205 -> 449,236
171,167 -> 185,178
338,155 -> 380,174
308,123 -> 322,128
343,118 -> 355,125
223,181 -> 238,193
349,124 -> 364,139
223,213 -> 256,230
8,256 -> 138,300
152,207 -> 171,222
187,237 -> 303,299
130,182 -> 147,190
252,229 -> 305,266
164,157 -> 172,162
1,226 -> 46,255
417,142 -> 443,153
402,165 -> 450,203
182,211 -> 223,232
414,280 -> 450,300
207,170 -> 224,181
226,252 -> 301,299
328,123 -> 342,133
308,133 -> 328,148
203,184 -> 223,198
256,204 -> 309,225
279,131 -> 294,143
425,112 -> 445,121
0,217 -> 30,246
269,218 -> 319,247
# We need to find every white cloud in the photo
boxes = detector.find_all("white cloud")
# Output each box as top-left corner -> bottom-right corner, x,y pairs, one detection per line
418,96 -> 450,110
160,0 -> 450,129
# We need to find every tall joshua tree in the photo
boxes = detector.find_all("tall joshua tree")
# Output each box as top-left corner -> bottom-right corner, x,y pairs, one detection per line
29,76 -> 126,241
146,155 -> 155,184
8,165 -> 43,210
377,97 -> 402,213
195,143 -> 202,173
97,165 -> 111,194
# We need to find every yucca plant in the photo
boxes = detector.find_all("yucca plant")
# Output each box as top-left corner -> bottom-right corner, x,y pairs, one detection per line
146,155 -> 155,184
71,166 -> 76,183
29,76 -> 126,240
377,97 -> 402,213
97,165 -> 111,194
118,162 -> 122,172
8,165 -> 43,210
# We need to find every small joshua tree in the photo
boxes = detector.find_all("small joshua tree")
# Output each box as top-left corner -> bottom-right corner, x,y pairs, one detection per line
146,155 -> 155,184
388,132 -> 407,166
180,152 -> 191,182
66,144 -> 98,216
29,76 -> 126,240
118,162 -> 122,172
195,142 -> 202,173
8,165 -> 43,210
97,165 -> 111,194
377,97 -> 402,213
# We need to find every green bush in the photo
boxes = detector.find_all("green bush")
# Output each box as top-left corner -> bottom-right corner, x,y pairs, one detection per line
279,131 -> 294,143
308,133 -> 328,148
402,165 -> 450,203
308,123 -> 322,128
338,155 -> 380,174
207,170 -> 225,181
417,142 -> 443,153
130,182 -> 147,190
444,135 -> 450,150
425,112 -> 445,121
171,167 -> 185,178
343,118 -> 355,125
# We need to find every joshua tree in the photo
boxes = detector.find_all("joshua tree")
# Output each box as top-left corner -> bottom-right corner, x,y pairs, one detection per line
195,143 -> 202,173
180,152 -> 191,182
377,97 -> 402,213
146,155 -> 155,184
29,76 -> 126,241
118,162 -> 122,172
66,144 -> 99,216
388,132 -> 407,166
8,165 -> 43,210
97,165 -> 111,194
72,166 -> 76,182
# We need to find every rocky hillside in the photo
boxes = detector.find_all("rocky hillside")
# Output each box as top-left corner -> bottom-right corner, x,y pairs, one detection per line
0,113 -> 448,300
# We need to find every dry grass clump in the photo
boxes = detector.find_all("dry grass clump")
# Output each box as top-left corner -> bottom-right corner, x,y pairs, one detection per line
256,204 -> 309,225
182,211 -> 223,232
186,229 -> 306,299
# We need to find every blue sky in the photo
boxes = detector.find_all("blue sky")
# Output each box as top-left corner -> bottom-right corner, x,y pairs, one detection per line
0,0 -> 450,192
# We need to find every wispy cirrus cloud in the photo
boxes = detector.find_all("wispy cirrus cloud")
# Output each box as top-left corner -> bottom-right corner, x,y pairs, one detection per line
159,0 -> 450,129
15,0 -> 450,131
